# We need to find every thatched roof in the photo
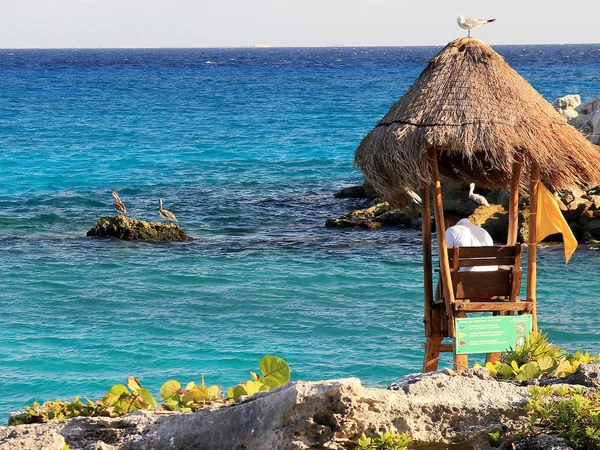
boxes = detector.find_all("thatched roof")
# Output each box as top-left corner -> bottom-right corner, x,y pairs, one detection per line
354,37 -> 600,206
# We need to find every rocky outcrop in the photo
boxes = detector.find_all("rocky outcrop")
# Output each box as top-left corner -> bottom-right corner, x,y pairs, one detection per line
4,365 -> 600,450
87,216 -> 191,242
325,202 -> 420,230
554,95 -> 600,145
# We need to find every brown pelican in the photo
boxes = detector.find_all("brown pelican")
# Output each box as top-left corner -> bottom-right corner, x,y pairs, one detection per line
468,183 -> 490,207
112,191 -> 127,215
457,15 -> 496,37
158,198 -> 177,222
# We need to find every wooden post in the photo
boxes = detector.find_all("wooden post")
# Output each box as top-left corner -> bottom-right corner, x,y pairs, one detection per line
423,334 -> 443,372
527,162 -> 540,331
483,154 -> 525,365
429,147 -> 456,338
422,153 -> 433,337
507,154 -> 523,246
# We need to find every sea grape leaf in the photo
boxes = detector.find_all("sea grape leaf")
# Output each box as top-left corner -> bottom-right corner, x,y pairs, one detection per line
537,356 -> 555,373
554,359 -> 573,378
232,385 -> 248,401
243,380 -> 265,396
127,377 -> 143,392
258,356 -> 291,389
109,384 -> 130,398
160,380 -> 181,402
227,387 -> 235,400
521,362 -> 541,380
182,387 -> 209,403
206,385 -> 219,399
497,363 -> 514,379
185,381 -> 196,391
138,388 -> 157,408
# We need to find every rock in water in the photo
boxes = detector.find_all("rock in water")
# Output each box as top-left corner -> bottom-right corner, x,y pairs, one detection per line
87,215 -> 191,242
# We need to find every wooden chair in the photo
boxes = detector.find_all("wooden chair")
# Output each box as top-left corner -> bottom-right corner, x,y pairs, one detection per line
423,244 -> 531,371
447,244 -> 530,315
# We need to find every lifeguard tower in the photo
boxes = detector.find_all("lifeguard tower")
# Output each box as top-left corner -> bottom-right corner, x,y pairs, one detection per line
354,38 -> 600,371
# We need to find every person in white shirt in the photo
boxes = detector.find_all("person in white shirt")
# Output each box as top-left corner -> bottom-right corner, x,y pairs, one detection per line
434,210 -> 497,303
444,210 -> 497,272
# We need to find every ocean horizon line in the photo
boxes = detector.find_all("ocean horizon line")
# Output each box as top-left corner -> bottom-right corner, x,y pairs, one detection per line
2,42 -> 600,51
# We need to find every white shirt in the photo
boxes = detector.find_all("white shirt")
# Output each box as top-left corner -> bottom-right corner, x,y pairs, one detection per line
446,219 -> 497,271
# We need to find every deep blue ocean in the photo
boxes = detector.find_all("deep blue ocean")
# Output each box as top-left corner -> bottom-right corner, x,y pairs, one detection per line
1,44 -> 600,420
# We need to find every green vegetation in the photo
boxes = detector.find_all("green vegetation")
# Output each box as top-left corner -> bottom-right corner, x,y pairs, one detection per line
487,429 -> 505,447
12,355 -> 290,424
357,431 -> 411,450
523,385 -> 600,449
481,331 -> 599,381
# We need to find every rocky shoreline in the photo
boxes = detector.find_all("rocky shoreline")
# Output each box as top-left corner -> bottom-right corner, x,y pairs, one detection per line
3,363 -> 599,450
327,95 -> 600,245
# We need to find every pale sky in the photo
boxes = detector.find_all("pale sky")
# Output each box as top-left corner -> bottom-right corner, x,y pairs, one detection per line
1,0 -> 599,48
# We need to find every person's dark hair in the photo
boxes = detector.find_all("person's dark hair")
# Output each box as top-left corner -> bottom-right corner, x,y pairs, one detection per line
443,209 -> 465,224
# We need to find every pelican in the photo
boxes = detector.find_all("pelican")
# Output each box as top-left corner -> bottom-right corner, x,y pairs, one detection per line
158,198 -> 177,222
457,15 -> 496,37
112,191 -> 127,215
468,183 -> 490,207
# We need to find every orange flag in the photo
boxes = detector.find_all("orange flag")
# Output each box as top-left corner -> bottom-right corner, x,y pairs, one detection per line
536,183 -> 578,263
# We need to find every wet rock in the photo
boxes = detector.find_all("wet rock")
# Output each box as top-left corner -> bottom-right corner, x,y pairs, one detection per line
333,185 -> 367,199
87,216 -> 191,242
587,219 -> 600,240
564,361 -> 600,387
512,434 -> 574,450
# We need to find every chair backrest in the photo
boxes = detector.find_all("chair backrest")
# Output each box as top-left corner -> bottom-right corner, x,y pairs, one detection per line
447,245 -> 523,301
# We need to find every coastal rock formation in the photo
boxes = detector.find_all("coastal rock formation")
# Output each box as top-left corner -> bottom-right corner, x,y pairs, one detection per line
554,94 -> 600,144
87,216 -> 191,242
325,201 -> 420,230
5,365 -> 600,450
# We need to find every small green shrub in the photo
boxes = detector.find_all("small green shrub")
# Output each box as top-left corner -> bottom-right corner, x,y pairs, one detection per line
524,385 -> 600,449
160,375 -> 223,412
488,429 -> 505,447
481,332 -> 599,381
357,431 -> 411,450
227,355 -> 291,401
96,377 -> 158,417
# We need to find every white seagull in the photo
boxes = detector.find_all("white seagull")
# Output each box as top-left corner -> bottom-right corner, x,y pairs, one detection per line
468,183 -> 490,207
457,15 -> 496,37
406,189 -> 422,206
158,198 -> 178,223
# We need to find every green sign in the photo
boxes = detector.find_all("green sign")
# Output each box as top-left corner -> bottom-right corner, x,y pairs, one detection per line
455,315 -> 532,355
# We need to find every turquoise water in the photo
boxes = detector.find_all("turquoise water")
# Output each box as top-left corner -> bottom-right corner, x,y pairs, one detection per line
1,46 -> 600,420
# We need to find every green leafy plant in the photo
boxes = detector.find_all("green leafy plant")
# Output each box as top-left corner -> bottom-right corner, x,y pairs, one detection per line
10,397 -> 97,425
160,375 -> 223,412
482,331 -> 599,381
96,377 -> 158,417
14,355 -> 291,423
357,431 -> 411,450
228,355 -> 291,401
524,385 -> 600,449
488,429 -> 505,447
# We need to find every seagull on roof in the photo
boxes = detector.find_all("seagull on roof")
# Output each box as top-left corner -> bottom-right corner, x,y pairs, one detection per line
468,183 -> 490,207
457,15 -> 496,37
158,198 -> 178,223
112,191 -> 127,215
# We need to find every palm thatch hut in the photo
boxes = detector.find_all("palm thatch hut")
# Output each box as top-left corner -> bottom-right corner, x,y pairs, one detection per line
354,37 -> 600,372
